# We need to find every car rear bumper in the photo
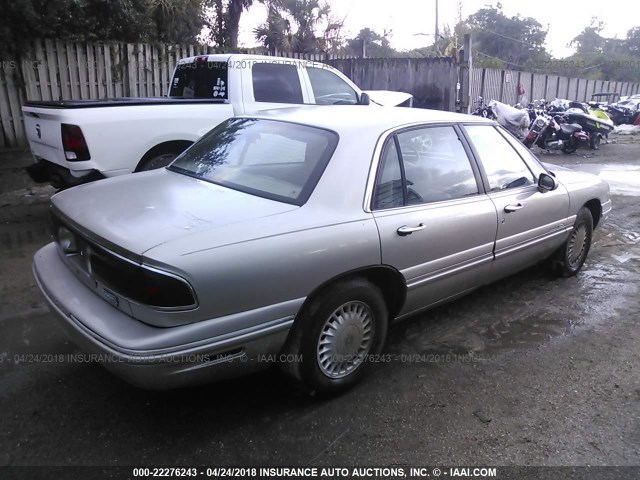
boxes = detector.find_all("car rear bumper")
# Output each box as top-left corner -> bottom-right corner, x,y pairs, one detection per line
33,243 -> 294,389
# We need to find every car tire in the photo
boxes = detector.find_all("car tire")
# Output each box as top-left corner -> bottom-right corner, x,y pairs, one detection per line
550,207 -> 593,277
283,278 -> 388,396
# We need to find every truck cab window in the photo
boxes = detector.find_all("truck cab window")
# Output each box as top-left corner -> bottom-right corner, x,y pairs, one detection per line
252,63 -> 304,104
306,67 -> 358,105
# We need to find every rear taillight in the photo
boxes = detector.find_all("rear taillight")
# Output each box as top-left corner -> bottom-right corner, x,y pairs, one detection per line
61,123 -> 91,161
90,247 -> 197,309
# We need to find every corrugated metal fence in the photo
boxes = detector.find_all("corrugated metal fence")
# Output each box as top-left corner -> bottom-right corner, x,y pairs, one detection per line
470,68 -> 640,106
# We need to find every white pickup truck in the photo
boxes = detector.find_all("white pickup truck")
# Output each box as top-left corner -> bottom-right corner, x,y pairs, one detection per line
23,54 -> 412,188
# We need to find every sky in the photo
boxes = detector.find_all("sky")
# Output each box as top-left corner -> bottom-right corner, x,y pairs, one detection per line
237,0 -> 639,58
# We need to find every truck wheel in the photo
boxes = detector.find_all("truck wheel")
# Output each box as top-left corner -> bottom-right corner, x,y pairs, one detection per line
137,152 -> 180,171
549,207 -> 593,277
282,278 -> 388,396
135,141 -> 192,172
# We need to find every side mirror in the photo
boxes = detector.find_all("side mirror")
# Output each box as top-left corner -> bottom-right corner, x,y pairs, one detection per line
538,172 -> 557,193
358,92 -> 370,106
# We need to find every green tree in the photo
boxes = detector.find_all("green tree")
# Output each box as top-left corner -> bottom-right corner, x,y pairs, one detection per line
345,28 -> 397,58
465,3 -> 549,69
570,18 -> 606,55
254,0 -> 332,54
0,0 -> 209,58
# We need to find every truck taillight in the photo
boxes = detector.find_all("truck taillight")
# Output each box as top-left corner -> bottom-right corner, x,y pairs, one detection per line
61,123 -> 91,161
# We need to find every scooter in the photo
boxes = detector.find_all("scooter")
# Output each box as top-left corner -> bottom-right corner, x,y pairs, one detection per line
562,107 -> 613,149
471,96 -> 497,120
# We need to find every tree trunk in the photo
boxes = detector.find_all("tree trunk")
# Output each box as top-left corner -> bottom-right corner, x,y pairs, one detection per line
226,0 -> 247,50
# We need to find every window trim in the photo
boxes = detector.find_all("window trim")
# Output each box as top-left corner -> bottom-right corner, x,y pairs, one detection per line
459,124 -> 537,193
367,123 -> 484,212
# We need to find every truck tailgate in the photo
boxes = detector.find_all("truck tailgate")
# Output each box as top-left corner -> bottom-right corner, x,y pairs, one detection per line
22,107 -> 66,167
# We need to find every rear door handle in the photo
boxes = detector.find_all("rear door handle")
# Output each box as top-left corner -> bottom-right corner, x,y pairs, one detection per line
504,203 -> 524,213
397,224 -> 425,236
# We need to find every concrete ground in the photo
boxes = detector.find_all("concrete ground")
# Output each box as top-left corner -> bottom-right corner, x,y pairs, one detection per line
0,138 -> 638,470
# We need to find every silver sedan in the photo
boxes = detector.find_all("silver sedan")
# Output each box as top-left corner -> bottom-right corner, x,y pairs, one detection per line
33,106 -> 611,394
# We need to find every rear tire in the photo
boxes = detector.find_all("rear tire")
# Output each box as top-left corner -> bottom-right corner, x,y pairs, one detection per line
135,141 -> 193,172
550,207 -> 593,277
137,152 -> 180,171
561,142 -> 577,154
282,278 -> 388,396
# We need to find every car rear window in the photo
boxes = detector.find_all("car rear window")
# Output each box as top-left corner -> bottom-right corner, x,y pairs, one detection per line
168,118 -> 338,205
170,61 -> 228,99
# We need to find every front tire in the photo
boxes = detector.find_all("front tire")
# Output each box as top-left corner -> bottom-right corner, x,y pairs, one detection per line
550,207 -> 593,277
283,278 -> 388,396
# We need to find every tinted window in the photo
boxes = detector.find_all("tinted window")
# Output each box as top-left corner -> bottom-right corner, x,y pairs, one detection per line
307,67 -> 358,105
465,125 -> 535,191
169,119 -> 337,205
252,63 -> 303,104
373,126 -> 479,209
373,140 -> 403,209
170,62 -> 228,99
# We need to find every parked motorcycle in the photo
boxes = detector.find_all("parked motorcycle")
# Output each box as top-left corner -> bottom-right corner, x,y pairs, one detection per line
523,112 -> 590,154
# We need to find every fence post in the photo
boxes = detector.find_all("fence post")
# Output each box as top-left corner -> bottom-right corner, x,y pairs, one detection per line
458,33 -> 472,113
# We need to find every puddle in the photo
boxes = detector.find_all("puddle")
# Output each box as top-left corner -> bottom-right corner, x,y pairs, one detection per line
559,163 -> 640,196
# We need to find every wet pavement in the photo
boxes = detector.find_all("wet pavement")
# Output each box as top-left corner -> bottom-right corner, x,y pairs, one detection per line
0,139 -> 639,468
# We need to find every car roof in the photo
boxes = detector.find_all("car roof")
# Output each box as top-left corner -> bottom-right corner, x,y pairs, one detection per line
241,105 -> 494,133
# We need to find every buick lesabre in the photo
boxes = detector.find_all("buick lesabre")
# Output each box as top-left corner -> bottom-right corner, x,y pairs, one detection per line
33,106 -> 611,394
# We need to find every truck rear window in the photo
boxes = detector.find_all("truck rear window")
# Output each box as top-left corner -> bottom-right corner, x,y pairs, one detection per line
169,62 -> 228,99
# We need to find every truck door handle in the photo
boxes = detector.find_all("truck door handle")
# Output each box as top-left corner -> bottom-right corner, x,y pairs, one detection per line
397,224 -> 425,236
504,203 -> 524,213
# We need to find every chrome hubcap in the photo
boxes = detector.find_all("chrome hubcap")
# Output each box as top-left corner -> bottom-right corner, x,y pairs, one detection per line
316,301 -> 374,379
567,223 -> 588,267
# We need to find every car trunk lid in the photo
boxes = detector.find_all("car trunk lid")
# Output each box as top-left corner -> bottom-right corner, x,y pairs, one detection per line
51,169 -> 298,256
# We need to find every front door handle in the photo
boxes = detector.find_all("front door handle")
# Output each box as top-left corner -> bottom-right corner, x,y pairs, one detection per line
504,203 -> 525,213
397,224 -> 425,236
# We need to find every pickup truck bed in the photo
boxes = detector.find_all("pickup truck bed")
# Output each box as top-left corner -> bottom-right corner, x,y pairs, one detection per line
25,98 -> 227,109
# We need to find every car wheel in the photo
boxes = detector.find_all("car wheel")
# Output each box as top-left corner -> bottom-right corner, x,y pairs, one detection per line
137,152 -> 180,171
551,207 -> 593,277
284,278 -> 388,396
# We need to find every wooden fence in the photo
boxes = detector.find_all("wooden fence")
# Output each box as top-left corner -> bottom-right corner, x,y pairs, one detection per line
470,67 -> 640,106
3,39 -> 640,149
0,40 -> 347,148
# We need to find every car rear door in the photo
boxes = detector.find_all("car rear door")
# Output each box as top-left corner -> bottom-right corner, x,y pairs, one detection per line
462,124 -> 571,281
370,124 -> 498,318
